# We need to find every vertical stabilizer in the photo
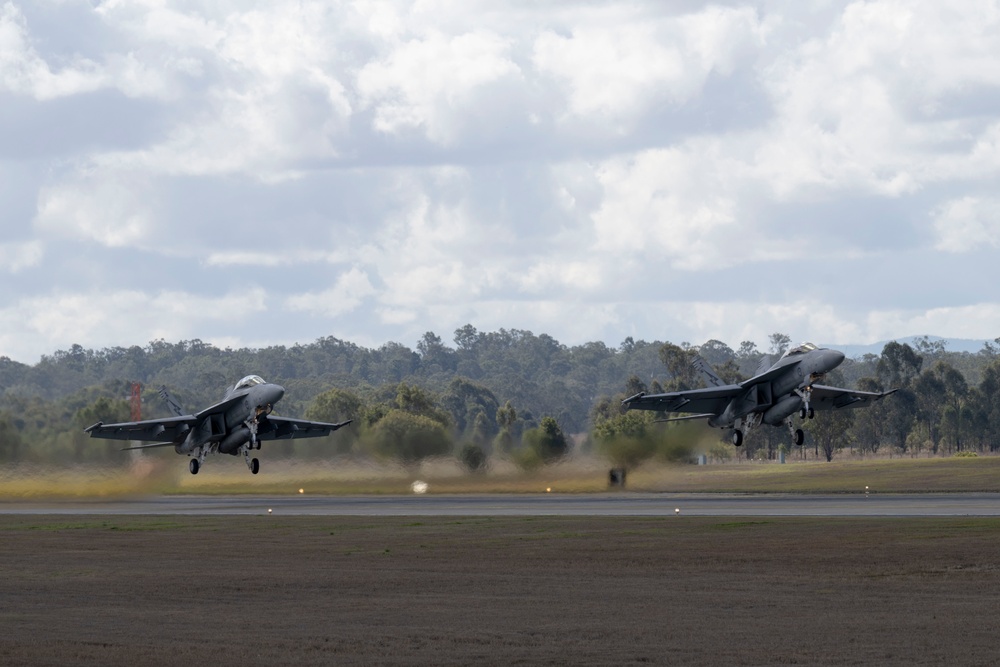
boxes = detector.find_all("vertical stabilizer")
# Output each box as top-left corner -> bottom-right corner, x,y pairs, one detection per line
754,355 -> 772,377
158,387 -> 185,417
691,357 -> 725,387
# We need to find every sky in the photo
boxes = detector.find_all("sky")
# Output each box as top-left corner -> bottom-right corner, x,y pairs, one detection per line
1,0 -> 999,364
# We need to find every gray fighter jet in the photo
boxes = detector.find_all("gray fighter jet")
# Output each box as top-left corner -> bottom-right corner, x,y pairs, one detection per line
85,375 -> 351,474
621,343 -> 895,446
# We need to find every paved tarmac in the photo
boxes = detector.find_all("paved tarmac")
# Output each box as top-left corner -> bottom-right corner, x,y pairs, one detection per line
3,493 -> 1000,516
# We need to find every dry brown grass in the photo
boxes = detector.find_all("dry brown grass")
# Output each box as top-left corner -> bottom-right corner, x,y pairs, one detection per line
2,515 -> 999,665
7,455 -> 1000,498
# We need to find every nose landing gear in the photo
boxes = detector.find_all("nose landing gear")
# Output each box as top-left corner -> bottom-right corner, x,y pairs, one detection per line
796,388 -> 815,420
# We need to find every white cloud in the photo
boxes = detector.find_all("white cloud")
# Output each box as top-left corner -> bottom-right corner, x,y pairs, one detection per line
80,2 -> 355,180
285,267 -> 376,317
516,260 -> 603,294
0,287 -> 268,362
589,146 -> 739,269
933,197 -> 1000,252
357,29 -> 522,144
5,1 -> 1000,363
364,176 -> 507,308
377,307 -> 418,326
756,0 -> 1000,198
532,6 -> 764,127
95,0 -> 224,52
34,174 -> 155,249
0,2 -> 107,100
863,303 -> 1000,344
0,240 -> 42,273
0,2 -> 193,101
205,249 -> 349,268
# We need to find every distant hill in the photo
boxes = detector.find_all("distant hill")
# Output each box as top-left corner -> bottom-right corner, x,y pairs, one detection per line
822,336 -> 991,359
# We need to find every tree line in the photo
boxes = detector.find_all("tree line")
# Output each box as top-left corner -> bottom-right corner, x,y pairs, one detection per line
1,329 -> 999,467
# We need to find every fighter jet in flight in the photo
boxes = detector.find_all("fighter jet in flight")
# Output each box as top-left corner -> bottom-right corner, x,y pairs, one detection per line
85,375 -> 351,474
621,343 -> 895,446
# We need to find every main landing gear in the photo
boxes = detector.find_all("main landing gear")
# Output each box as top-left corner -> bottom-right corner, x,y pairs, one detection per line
189,447 -> 208,475
787,419 -> 805,446
731,430 -> 744,447
242,445 -> 260,475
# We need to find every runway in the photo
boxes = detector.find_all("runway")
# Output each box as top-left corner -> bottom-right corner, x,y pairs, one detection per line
4,492 -> 1000,516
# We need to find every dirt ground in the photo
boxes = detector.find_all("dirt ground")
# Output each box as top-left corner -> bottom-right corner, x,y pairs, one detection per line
2,515 -> 999,666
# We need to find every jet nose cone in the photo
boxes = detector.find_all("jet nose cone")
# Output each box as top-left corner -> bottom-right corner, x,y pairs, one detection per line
827,350 -> 845,368
263,384 -> 285,405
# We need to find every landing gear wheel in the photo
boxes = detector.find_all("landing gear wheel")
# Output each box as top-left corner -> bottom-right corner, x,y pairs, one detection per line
793,428 -> 805,446
808,408 -> 815,419
799,407 -> 807,420
731,430 -> 743,447
250,458 -> 260,475
189,459 -> 200,475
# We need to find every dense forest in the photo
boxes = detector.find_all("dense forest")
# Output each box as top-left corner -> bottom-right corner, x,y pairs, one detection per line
1,327 -> 999,467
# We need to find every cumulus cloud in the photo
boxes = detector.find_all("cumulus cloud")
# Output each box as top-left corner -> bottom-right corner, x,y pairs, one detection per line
358,29 -> 523,144
589,145 -> 741,270
933,197 -> 1000,252
286,267 -> 377,318
0,287 -> 268,362
3,1 -> 1000,362
757,0 -> 1000,198
205,249 -> 344,268
533,5 -> 764,127
0,3 -> 106,100
0,240 -> 42,273
33,173 -> 155,249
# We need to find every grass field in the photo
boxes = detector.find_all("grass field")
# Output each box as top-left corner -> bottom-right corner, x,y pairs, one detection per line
2,515 -> 999,665
4,454 -> 1000,497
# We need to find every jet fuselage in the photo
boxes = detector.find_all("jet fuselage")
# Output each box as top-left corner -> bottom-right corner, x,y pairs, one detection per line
708,346 -> 846,429
176,376 -> 285,455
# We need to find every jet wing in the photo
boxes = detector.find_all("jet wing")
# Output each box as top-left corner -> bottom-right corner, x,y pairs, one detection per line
259,417 -> 352,441
85,414 -> 200,443
622,385 -> 741,415
809,385 -> 898,411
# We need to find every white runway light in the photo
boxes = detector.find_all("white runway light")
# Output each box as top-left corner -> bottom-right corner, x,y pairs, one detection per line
411,480 -> 428,494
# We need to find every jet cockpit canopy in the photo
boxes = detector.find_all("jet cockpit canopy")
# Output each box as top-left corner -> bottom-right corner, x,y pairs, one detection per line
233,375 -> 267,391
781,342 -> 819,358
